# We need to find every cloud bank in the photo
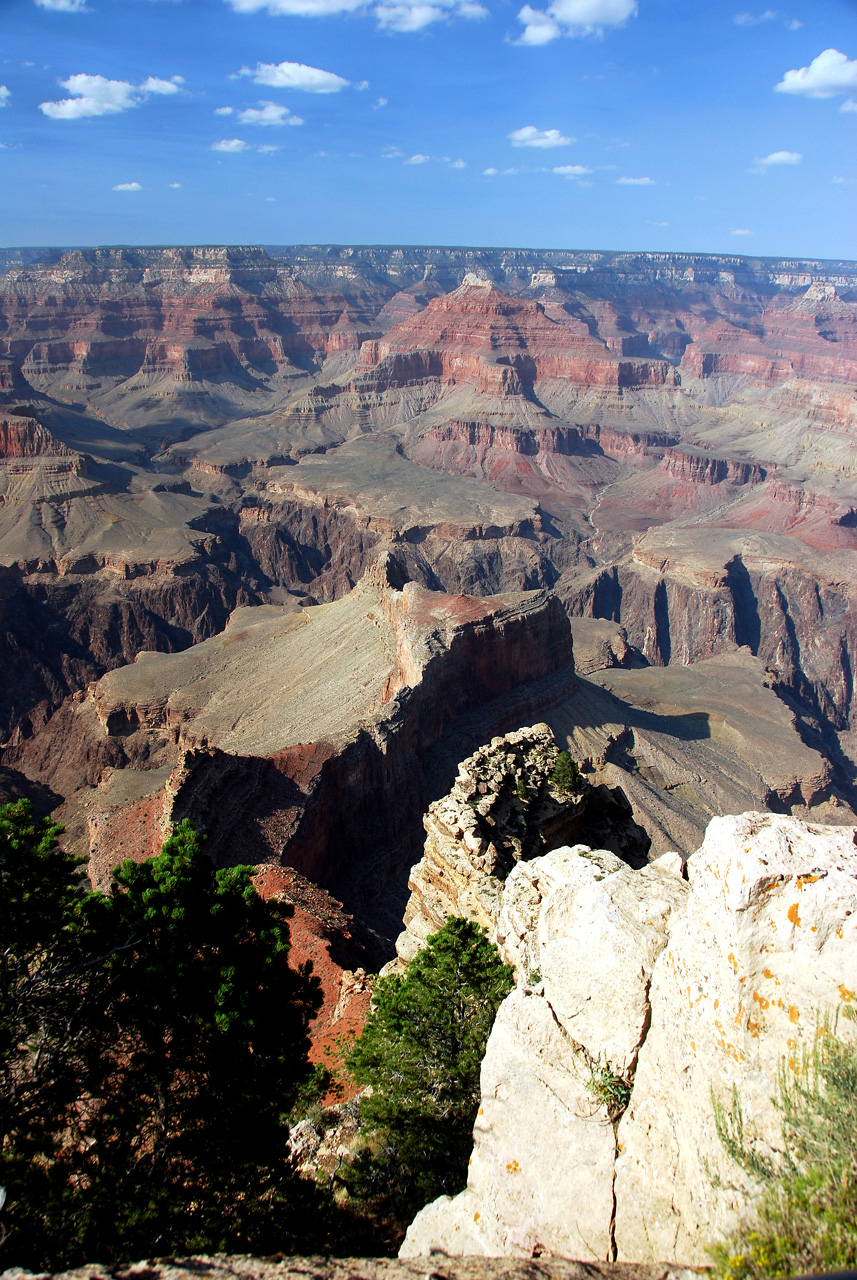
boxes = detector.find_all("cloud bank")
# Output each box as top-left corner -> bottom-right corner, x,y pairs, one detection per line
227,0 -> 486,30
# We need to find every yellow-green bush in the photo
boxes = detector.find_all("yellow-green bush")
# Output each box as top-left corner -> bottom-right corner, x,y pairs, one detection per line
710,1013 -> 857,1280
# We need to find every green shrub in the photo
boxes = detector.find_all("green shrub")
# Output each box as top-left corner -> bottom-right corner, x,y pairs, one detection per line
709,1015 -> 857,1280
551,751 -> 580,792
346,917 -> 514,1240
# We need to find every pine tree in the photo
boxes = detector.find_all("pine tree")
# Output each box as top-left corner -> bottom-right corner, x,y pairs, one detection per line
0,808 -> 336,1268
551,750 -> 580,792
347,917 -> 513,1235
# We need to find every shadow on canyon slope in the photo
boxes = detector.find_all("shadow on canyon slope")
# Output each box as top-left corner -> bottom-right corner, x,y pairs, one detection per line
570,681 -> 712,743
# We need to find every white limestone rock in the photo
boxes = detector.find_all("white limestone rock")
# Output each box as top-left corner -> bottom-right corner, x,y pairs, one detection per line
401,988 -> 616,1260
614,812 -> 857,1264
401,844 -> 687,1260
539,853 -> 688,1074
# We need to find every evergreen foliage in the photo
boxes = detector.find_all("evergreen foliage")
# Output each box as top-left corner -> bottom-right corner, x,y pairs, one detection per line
710,1015 -> 857,1280
347,917 -> 514,1239
550,751 -> 579,792
0,804 -> 344,1268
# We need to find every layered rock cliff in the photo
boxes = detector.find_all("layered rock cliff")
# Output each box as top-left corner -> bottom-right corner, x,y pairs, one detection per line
9,555 -> 576,938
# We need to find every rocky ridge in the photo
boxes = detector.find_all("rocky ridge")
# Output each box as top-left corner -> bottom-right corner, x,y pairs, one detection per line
395,724 -> 649,964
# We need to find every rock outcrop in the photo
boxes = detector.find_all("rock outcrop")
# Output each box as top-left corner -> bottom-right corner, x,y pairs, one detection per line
402,811 -> 857,1266
396,723 -> 650,963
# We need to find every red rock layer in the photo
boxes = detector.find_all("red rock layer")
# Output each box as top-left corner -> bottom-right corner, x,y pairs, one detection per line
353,283 -> 676,395
0,247 -> 381,381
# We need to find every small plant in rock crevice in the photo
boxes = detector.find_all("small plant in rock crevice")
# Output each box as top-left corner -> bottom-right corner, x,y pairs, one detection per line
584,1062 -> 632,1120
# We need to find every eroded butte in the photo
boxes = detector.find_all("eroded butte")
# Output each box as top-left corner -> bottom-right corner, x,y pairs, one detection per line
1,243 -> 856,954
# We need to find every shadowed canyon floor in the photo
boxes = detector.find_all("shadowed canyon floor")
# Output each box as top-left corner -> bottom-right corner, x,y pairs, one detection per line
2,243 -> 857,966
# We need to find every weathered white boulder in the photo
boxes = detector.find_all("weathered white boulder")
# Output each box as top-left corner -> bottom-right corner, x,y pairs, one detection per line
539,852 -> 688,1075
401,844 -> 688,1260
495,844 -> 625,977
400,987 -> 616,1260
614,812 -> 857,1264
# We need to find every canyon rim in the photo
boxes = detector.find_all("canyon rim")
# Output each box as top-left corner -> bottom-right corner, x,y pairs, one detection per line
2,242 -> 857,1268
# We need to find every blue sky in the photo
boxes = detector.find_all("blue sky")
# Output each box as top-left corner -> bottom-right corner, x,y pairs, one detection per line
0,0 -> 855,255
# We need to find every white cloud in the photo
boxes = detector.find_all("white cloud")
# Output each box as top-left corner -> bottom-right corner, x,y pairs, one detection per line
516,0 -> 635,46
734,10 -> 801,28
754,149 -> 802,165
238,60 -> 350,92
238,101 -> 304,125
168,182 -> 182,187
731,228 -> 753,235
841,98 -> 857,113
266,196 -> 277,201
228,0 -> 487,29
775,48 -> 857,98
373,97 -> 388,109
516,5 -> 561,41
553,163 -> 591,176
483,166 -> 520,175
617,175 -> 654,184
449,158 -> 467,168
257,143 -> 280,152
376,4 -> 443,28
509,124 -> 573,148
40,72 -> 183,119
212,137 -> 249,151
406,153 -> 431,164
113,181 -> 141,190
215,106 -> 234,115
140,76 -> 184,94
34,0 -> 89,9
0,87 -> 9,107
484,167 -> 498,174
228,0 -> 363,12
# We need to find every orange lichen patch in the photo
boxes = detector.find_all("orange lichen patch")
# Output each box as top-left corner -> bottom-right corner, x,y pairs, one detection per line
506,1160 -> 520,1174
753,991 -> 770,1011
747,1019 -> 762,1039
839,984 -> 856,1003
474,1212 -> 481,1223
789,1005 -> 800,1024
787,903 -> 801,927
727,952 -> 738,974
796,874 -> 820,889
